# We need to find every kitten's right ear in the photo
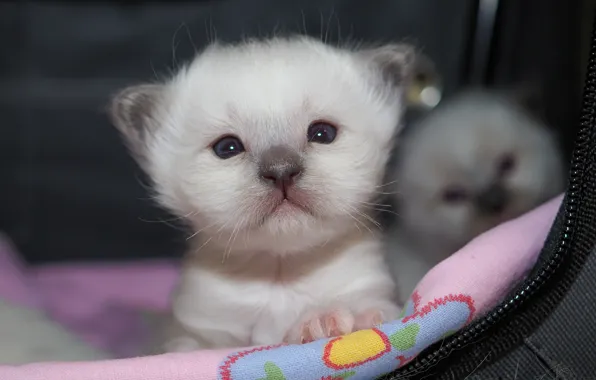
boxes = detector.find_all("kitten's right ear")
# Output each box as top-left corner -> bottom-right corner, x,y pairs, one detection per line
508,84 -> 545,119
108,83 -> 164,160
361,44 -> 418,88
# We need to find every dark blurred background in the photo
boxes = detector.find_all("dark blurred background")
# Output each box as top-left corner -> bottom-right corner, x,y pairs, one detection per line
0,0 -> 590,265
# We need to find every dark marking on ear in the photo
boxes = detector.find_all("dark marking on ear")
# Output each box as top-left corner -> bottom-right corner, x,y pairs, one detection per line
409,53 -> 440,87
361,44 -> 418,87
508,84 -> 545,118
107,83 -> 164,160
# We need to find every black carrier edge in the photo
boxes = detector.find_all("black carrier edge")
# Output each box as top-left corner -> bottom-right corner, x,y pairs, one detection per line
385,11 -> 596,380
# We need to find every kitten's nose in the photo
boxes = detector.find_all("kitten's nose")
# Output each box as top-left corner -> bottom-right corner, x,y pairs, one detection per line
258,145 -> 303,194
477,184 -> 508,214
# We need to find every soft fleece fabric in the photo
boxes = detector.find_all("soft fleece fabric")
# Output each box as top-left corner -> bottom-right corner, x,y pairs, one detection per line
0,194 -> 562,380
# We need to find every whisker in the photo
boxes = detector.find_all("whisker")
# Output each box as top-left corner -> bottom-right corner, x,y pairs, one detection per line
211,17 -> 218,42
186,220 -> 219,241
193,237 -> 212,255
357,200 -> 393,208
223,216 -> 244,263
138,214 -> 186,224
171,22 -> 186,69
151,220 -> 187,232
319,236 -> 331,249
230,217 -> 245,256
212,217 -> 235,253
324,8 -> 335,44
319,11 -> 324,41
300,9 -> 308,35
371,190 -> 401,196
357,211 -> 382,229
335,12 -> 342,46
353,202 -> 400,218
342,209 -> 363,234
150,60 -> 160,81
345,204 -> 382,232
183,22 -> 198,53
340,204 -> 375,235
333,186 -> 401,196
370,208 -> 401,218
242,219 -> 252,248
375,180 -> 399,188
344,203 -> 381,225
216,217 -> 232,234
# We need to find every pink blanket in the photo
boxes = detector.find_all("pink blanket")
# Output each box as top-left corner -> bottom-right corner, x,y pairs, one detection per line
0,238 -> 179,358
0,194 -> 563,380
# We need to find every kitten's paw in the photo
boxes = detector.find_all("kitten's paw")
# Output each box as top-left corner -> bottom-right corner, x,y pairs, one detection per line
284,308 -> 355,344
354,306 -> 401,330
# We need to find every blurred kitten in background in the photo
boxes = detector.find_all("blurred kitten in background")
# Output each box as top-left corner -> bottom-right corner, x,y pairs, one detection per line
385,88 -> 565,304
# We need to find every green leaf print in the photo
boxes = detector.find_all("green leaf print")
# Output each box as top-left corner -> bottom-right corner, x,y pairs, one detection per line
389,323 -> 420,351
334,371 -> 356,379
257,362 -> 286,380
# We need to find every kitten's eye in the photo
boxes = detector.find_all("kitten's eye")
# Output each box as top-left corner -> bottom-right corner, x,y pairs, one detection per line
212,135 -> 245,159
442,186 -> 469,204
307,121 -> 337,144
497,153 -> 516,175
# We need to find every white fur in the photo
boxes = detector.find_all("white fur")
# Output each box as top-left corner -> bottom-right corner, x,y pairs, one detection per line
174,235 -> 397,348
114,36 -> 413,350
386,90 -> 565,304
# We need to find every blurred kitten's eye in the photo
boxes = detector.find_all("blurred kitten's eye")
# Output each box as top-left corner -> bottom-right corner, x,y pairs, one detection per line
497,153 -> 516,175
212,135 -> 245,159
442,186 -> 469,204
307,121 -> 337,144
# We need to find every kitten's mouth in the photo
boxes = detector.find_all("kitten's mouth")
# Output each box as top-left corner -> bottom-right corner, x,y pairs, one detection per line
265,189 -> 313,218
271,199 -> 307,214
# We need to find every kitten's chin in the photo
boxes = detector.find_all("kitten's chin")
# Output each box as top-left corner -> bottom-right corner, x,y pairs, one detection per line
203,212 -> 356,256
253,195 -> 378,254
190,191 -> 371,255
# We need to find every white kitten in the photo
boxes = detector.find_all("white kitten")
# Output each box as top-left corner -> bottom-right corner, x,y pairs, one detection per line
108,36 -> 418,351
386,89 -> 565,304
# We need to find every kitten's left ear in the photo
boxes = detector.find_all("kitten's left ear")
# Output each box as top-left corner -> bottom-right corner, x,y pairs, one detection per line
107,83 -> 165,162
360,44 -> 419,88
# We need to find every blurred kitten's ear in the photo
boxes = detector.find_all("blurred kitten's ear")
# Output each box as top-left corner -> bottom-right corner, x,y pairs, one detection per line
107,83 -> 164,160
506,83 -> 545,119
361,44 -> 419,88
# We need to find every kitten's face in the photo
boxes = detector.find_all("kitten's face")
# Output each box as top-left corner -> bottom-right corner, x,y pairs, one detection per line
395,91 -> 564,251
109,37 -> 416,254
